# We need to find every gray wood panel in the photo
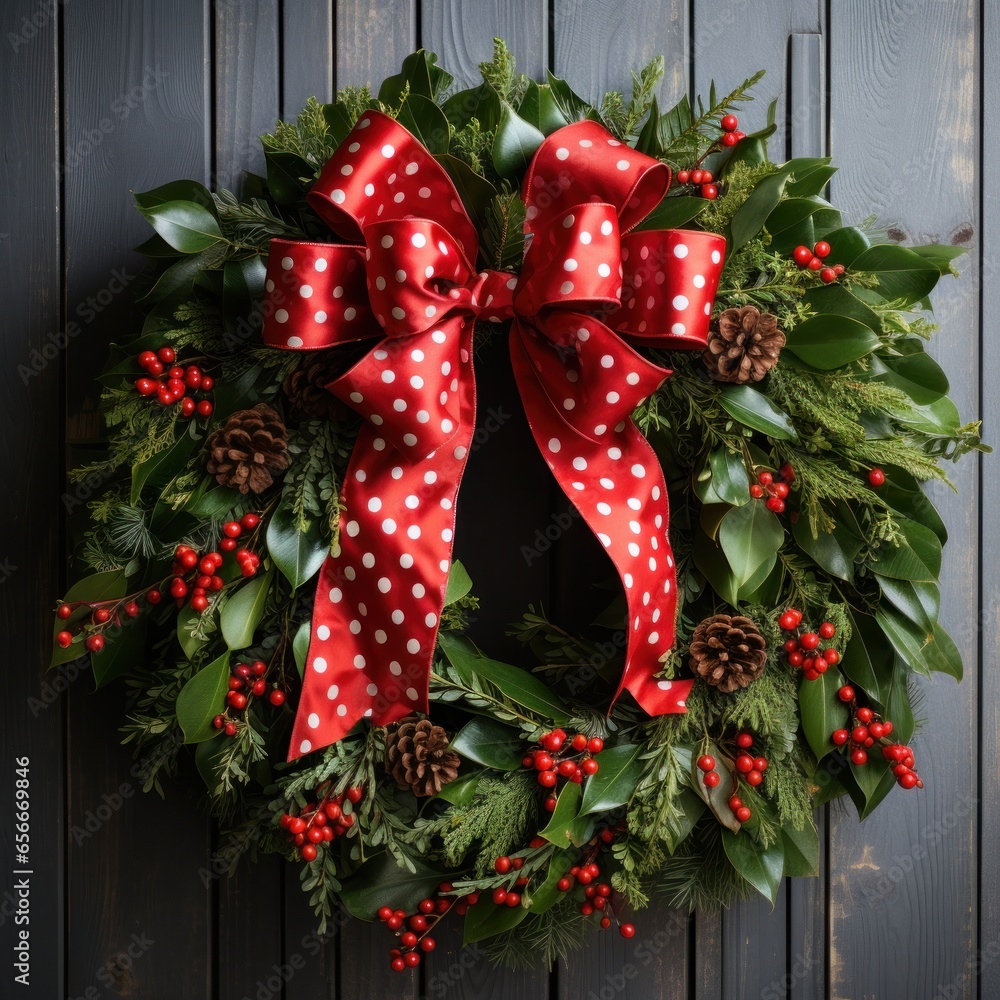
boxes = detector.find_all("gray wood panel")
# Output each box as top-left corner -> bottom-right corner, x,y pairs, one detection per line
60,1 -> 214,996
283,0 -> 335,117
827,2 -> 980,998
0,3 -> 64,998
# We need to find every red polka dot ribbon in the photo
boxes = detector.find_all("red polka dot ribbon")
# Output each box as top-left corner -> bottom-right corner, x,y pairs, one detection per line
260,111 -> 725,761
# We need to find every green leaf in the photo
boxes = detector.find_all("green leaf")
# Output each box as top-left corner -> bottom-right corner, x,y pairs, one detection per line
441,83 -> 502,132
872,349 -> 949,405
674,745 -> 740,833
194,735 -> 227,792
436,153 -> 498,232
444,561 -> 473,605
340,852 -> 446,919
492,103 -> 545,178
791,517 -> 862,583
728,159 -> 828,250
545,70 -> 603,124
266,499 -> 328,590
130,431 -> 197,505
718,386 -> 798,441
322,102 -> 356,147
663,790 -> 706,853
802,282 -> 882,331
292,619 -> 311,679
875,606 -> 962,679
538,781 -> 584,847
138,199 -> 224,254
718,502 -> 784,590
876,578 -> 937,634
378,49 -> 453,106
220,569 -> 273,650
517,81 -> 569,134
451,717 -> 524,771
692,529 -> 739,607
722,829 -> 784,905
264,150 -> 313,205
843,609 -> 896,708
176,602 -> 210,661
396,93 -> 451,155
845,755 -> 896,819
579,744 -> 642,816
636,195 -> 710,232
91,619 -> 148,689
814,225 -> 870,267
463,892 -> 528,944
175,651 -> 231,743
784,315 -> 879,369
852,245 -> 940,307
134,179 -> 217,215
438,633 -> 572,724
781,823 -> 820,877
525,853 -> 574,914
866,518 -> 941,582
435,772 -> 480,807
798,668 -> 847,760
708,447 -> 751,507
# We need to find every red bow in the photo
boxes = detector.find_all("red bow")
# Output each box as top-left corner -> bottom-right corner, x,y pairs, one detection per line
261,111 -> 724,761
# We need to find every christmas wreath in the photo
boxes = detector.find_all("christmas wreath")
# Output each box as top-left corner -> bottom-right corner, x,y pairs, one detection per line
53,40 -> 984,969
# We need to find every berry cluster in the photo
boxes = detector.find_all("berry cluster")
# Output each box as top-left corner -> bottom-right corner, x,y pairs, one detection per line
212,658 -> 287,736
778,610 -> 840,680
134,346 -> 215,417
792,241 -> 846,285
553,837 -> 634,937
524,730 -> 603,811
278,785 -> 363,862
377,882 -> 480,971
719,112 -> 746,145
749,463 -> 795,514
55,588 -> 158,654
673,114 -> 746,200
675,166 -> 719,200
170,516 -> 261,614
832,686 -> 921,788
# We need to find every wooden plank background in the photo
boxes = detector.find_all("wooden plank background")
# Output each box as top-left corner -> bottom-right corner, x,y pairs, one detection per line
0,1 -> 989,997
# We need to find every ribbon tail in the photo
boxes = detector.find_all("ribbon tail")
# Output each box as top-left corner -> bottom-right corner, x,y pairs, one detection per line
508,323 -> 692,717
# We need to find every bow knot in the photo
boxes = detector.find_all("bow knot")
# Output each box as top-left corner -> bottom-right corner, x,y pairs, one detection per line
260,109 -> 726,761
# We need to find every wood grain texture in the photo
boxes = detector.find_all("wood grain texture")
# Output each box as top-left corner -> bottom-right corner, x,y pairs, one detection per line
335,0 -> 417,88
283,0 -> 335,117
422,0 -> 547,83
61,2 -> 214,997
0,3 -> 64,997
827,2 -> 980,998
554,0 -> 689,108
980,2 -> 999,996
215,0 -> 280,192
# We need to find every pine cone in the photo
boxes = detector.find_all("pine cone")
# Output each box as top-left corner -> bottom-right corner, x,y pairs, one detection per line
282,351 -> 346,421
385,716 -> 460,797
689,614 -> 767,694
704,306 -> 785,383
205,403 -> 291,494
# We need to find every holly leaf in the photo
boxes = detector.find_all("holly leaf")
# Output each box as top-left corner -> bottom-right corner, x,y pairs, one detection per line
781,822 -> 820,877
220,569 -> 274,650
579,744 -> 643,815
866,518 -> 941,582
722,829 -> 785,905
492,102 -> 545,178
450,717 -> 524,771
292,619 -> 311,679
707,447 -> 751,507
175,651 -> 231,743
798,668 -> 847,760
339,852 -> 446,919
137,199 -> 224,254
444,561 -> 473,605
851,244 -> 940,307
538,781 -> 584,846
718,386 -> 798,441
718,502 -> 784,590
266,498 -> 328,590
463,892 -> 528,944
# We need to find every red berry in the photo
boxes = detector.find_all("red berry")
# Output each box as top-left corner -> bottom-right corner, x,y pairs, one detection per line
581,758 -> 599,776
190,594 -> 209,613
856,707 -> 873,724
620,924 -> 636,939
851,749 -> 868,766
587,737 -> 604,754
703,771 -> 721,788
505,892 -> 521,908
721,114 -> 738,132
534,752 -> 554,771
222,521 -> 243,538
792,245 -> 813,266
347,787 -> 363,803
778,611 -> 798,631
390,957 -> 406,973
838,685 -> 855,703
157,346 -> 176,363
213,715 -> 225,729
757,471 -> 773,486
538,770 -> 558,788
818,622 -> 836,639
807,256 -> 823,271
676,170 -> 690,184
754,757 -> 768,772
492,888 -> 507,905
851,726 -> 870,744
721,132 -> 739,146
543,796 -> 557,812
833,263 -> 846,275
735,754 -> 753,773
765,497 -> 785,513
868,722 -> 885,739
728,795 -> 742,810
196,400 -> 214,417
746,769 -> 763,787
571,734 -> 587,752
898,771 -> 918,789
240,513 -> 260,530
419,937 -> 436,952
813,241 -> 831,259
57,630 -> 73,648
146,589 -> 161,604
697,755 -> 716,772
404,952 -> 421,968
377,906 -> 393,922
749,484 -> 765,498
400,932 -> 418,947
736,733 -> 753,749
773,482 -> 789,500
92,608 -> 111,624
832,729 -> 850,746
690,169 -> 705,184
701,183 -> 719,200
135,377 -> 158,396
736,806 -> 752,822
494,856 -> 512,874
868,468 -> 886,487
820,267 -> 837,284
85,634 -> 104,653
799,632 -> 820,650
137,350 -> 158,370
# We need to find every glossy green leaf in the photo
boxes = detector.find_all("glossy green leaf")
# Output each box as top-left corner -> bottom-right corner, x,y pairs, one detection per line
872,349 -> 949,405
791,517 -> 862,583
434,772 -> 480,807
815,225 -> 871,267
663,789 -> 706,853
718,502 -> 784,590
451,717 -> 524,771
722,829 -> 785,905
138,199 -> 224,254
728,158 -> 828,249
396,93 -> 451,154
292,619 -> 311,679
436,153 -> 498,232
845,755 -> 896,819
518,81 -> 569,134
798,668 -> 848,760
674,745 -> 740,833
781,822 -> 820,877
538,781 -> 584,847
545,70 -> 603,124
176,651 -> 231,743
525,853 -> 574,914
718,386 -> 798,441
463,891 -> 528,944
444,561 -> 473,605
866,518 -> 941,582
378,49 -> 452,106
438,633 -> 572,724
130,430 -> 197,505
803,282 -> 882,331
134,179 -> 217,215
579,744 -> 642,815
322,102 -> 356,146
852,245 -> 940,307
492,103 -> 545,178
842,609 -> 895,708
708,447 -> 751,506
441,83 -> 502,132
266,499 -> 328,590
876,577 -> 937,633
692,529 -> 739,607
220,569 -> 273,650
784,315 -> 879,369
264,151 -> 313,205
875,606 -> 962,680
340,852 -> 444,919
91,619 -> 147,689
636,195 -> 710,232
